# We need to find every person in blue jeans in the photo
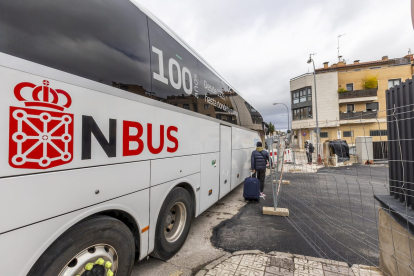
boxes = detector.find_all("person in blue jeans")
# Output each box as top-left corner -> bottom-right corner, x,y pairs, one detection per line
251,141 -> 271,197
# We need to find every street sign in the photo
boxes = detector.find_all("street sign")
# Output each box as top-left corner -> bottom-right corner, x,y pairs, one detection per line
302,132 -> 306,136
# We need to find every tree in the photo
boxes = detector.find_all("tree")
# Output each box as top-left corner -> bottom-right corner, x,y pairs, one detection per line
268,122 -> 275,135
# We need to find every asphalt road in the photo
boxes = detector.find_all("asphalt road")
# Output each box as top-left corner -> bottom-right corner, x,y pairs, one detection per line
211,164 -> 389,267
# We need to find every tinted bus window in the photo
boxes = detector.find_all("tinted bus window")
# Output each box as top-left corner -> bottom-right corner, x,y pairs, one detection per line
148,18 -> 199,108
198,63 -> 239,124
148,18 -> 239,125
0,0 -> 151,92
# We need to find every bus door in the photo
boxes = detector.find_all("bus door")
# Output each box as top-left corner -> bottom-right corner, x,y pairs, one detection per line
219,125 -> 232,198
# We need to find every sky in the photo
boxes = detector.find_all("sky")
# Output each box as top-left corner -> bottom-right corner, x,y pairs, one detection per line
137,0 -> 414,130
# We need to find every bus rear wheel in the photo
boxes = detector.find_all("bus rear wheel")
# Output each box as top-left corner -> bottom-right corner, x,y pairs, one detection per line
28,216 -> 135,276
152,187 -> 193,260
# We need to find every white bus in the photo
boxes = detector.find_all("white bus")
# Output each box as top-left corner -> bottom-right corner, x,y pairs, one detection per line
0,1 -> 264,275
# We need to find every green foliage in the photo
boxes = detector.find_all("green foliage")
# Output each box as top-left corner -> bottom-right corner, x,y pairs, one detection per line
363,75 -> 378,89
268,122 -> 275,134
338,88 -> 348,93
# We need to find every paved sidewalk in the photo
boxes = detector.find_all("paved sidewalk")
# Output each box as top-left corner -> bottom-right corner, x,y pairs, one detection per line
194,250 -> 383,276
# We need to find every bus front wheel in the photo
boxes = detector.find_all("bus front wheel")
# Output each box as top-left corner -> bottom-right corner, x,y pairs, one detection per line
28,216 -> 135,276
152,187 -> 193,260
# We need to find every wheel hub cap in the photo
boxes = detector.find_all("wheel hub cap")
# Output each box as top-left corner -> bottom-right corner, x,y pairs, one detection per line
164,202 -> 187,243
59,244 -> 118,276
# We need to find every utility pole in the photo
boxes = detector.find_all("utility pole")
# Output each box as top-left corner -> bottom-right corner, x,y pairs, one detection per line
307,54 -> 322,165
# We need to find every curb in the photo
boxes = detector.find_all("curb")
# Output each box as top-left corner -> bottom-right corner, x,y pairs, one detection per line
232,250 -> 264,256
204,253 -> 232,270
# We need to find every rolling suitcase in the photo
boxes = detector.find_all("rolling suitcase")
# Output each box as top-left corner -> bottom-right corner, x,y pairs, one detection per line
243,172 -> 261,201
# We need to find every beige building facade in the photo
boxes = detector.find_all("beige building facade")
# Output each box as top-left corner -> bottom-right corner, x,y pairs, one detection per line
290,53 -> 414,150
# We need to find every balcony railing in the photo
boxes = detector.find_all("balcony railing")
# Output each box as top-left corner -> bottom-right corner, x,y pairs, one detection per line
338,88 -> 378,99
339,110 -> 378,120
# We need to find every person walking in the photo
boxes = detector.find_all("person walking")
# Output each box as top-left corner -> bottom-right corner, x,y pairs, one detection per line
308,142 -> 314,164
251,141 -> 270,197
305,141 -> 310,164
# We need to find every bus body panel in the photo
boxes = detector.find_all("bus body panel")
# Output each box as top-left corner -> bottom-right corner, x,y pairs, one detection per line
0,161 -> 150,234
148,173 -> 200,253
219,125 -> 232,199
199,152 -> 220,213
150,154 -> 201,187
231,148 -> 254,190
232,127 -> 258,150
0,191 -> 149,276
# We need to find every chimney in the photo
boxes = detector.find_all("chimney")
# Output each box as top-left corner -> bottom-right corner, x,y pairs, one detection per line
382,56 -> 388,61
354,60 -> 360,64
323,62 -> 329,69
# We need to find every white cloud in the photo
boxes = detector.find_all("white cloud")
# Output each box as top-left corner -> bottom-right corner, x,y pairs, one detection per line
137,0 -> 414,130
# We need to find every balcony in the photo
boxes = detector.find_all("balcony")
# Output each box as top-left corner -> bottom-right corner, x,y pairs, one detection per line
339,110 -> 378,120
338,88 -> 378,103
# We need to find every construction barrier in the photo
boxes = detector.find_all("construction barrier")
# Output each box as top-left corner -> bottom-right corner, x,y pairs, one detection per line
269,148 -> 293,163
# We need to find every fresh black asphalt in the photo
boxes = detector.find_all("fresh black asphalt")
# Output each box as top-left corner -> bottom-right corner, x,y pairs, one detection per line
211,164 -> 389,266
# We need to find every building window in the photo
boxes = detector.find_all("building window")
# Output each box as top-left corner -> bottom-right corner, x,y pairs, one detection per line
320,132 -> 328,138
206,114 -> 211,117
204,104 -> 210,109
343,131 -> 353,137
370,130 -> 388,136
300,90 -> 307,103
216,114 -> 221,119
300,107 -> 305,118
292,87 -> 312,105
307,106 -> 313,118
346,83 -> 354,91
292,107 -> 313,120
292,91 -> 299,104
347,104 -> 354,112
388,79 -> 401,89
293,109 -> 299,120
370,66 -> 381,70
183,104 -> 190,110
366,102 -> 379,111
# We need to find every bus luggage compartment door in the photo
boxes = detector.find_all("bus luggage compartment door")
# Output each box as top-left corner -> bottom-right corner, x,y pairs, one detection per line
199,152 -> 219,213
219,125 -> 232,199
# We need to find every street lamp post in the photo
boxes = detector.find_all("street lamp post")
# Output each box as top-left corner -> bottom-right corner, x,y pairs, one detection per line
307,54 -> 321,164
273,102 -> 295,167
273,103 -> 290,132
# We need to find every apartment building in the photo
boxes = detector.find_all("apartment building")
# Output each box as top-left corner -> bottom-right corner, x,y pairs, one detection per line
290,53 -> 414,149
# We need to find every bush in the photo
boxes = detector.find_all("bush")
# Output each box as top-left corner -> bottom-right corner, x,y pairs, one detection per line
338,88 -> 348,93
363,75 -> 378,89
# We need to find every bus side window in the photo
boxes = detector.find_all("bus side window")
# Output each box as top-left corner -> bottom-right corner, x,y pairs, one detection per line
0,0 -> 151,94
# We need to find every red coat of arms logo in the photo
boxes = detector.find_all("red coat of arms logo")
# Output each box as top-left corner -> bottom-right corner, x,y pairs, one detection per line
9,80 -> 74,169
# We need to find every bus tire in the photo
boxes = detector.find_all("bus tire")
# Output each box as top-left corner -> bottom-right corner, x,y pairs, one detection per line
28,215 -> 135,276
152,187 -> 193,260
